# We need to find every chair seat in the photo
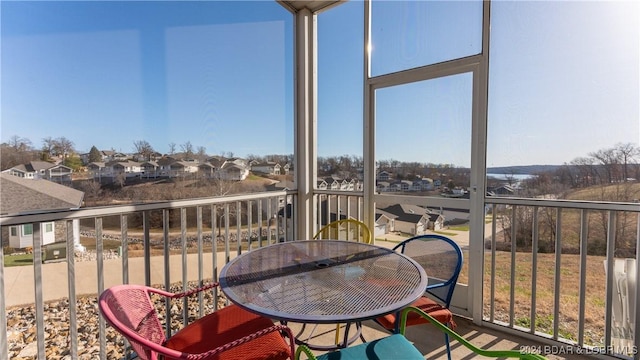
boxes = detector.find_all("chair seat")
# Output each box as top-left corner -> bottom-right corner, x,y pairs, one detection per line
164,304 -> 291,360
316,334 -> 423,360
376,296 -> 454,330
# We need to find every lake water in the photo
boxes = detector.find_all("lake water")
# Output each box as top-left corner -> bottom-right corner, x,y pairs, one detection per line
486,173 -> 534,181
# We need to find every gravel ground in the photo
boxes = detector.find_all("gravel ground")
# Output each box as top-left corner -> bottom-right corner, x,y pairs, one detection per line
6,281 -> 227,360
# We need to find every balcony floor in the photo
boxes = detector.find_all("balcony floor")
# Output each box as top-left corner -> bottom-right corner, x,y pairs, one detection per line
288,319 -> 586,359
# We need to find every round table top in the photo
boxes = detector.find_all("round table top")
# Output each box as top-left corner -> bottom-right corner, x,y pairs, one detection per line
219,240 -> 428,323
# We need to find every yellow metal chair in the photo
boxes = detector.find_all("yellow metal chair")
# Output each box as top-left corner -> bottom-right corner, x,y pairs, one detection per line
313,218 -> 372,244
312,218 -> 372,344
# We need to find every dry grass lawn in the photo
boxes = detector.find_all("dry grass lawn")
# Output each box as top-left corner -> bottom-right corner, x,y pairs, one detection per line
459,250 -> 608,346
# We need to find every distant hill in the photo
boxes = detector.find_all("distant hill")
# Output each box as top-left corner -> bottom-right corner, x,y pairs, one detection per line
487,165 -> 562,175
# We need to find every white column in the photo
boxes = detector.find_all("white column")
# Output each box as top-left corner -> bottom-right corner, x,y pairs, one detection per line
294,8 -> 317,240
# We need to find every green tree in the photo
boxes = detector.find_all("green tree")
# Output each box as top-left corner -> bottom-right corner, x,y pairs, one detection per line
63,155 -> 84,171
88,146 -> 102,163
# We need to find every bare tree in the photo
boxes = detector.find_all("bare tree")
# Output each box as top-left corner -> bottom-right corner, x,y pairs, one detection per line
8,135 -> 32,152
1,136 -> 36,169
196,146 -> 207,161
168,142 -> 176,155
181,141 -> 194,158
569,156 -> 597,187
41,136 -> 56,159
614,142 -> 639,182
52,137 -> 75,159
590,147 -> 618,184
115,172 -> 126,188
133,140 -> 155,161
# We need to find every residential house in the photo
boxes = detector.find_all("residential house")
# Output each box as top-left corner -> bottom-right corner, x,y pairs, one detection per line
132,152 -> 162,162
378,203 -> 444,235
416,177 -> 435,191
2,161 -> 73,184
207,156 -> 227,168
323,177 -> 340,190
169,160 -> 199,178
251,162 -> 281,175
140,161 -> 160,179
377,170 -> 392,181
198,163 -> 216,179
107,160 -> 142,179
489,184 -> 516,196
87,162 -> 106,181
217,161 -> 249,181
374,209 -> 397,237
0,173 -> 84,250
376,181 -> 390,193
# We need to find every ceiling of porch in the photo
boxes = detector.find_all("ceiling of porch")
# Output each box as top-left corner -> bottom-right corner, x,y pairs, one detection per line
278,0 -> 343,13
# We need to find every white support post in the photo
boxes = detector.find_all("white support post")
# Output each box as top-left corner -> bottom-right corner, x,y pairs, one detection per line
294,8 -> 317,240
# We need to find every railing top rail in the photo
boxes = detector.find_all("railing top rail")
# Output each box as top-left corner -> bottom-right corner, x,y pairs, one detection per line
0,190 -> 289,226
314,189 -> 365,196
486,196 -> 640,212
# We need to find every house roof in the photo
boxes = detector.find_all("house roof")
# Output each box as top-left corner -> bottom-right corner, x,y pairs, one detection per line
0,173 -> 84,215
379,203 -> 428,223
10,161 -> 57,173
375,208 -> 398,220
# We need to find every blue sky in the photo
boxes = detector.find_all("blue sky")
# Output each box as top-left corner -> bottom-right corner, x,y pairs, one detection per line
2,1 -> 639,167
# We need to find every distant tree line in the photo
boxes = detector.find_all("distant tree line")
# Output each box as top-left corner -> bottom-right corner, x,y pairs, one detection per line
3,135 -> 636,191
553,142 -> 639,187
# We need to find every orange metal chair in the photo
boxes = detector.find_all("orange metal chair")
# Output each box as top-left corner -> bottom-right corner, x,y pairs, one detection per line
99,283 -> 295,360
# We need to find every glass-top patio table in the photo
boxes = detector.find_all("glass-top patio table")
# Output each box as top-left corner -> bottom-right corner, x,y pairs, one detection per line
219,240 -> 428,350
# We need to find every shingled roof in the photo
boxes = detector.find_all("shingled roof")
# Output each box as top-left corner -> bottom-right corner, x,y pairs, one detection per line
0,173 -> 84,215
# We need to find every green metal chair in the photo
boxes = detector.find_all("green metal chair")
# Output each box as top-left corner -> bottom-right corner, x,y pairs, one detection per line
295,306 -> 549,360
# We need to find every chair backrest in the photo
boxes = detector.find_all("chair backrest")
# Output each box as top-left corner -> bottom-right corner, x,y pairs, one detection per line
393,234 -> 463,306
99,284 -> 166,360
313,218 -> 372,244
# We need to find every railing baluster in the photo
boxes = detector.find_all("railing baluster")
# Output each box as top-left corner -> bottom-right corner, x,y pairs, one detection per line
257,201 -> 263,248
66,220 -> 78,359
33,222 -> 45,359
121,214 -> 129,284
578,209 -> 588,346
163,209 -> 171,336
266,198 -> 272,245
211,204 -> 219,309
553,208 -> 562,340
0,236 -> 7,360
197,206 -> 204,317
604,211 -> 617,353
530,206 -> 539,334
248,201 -> 253,250
489,204 -> 497,322
181,208 -> 188,326
143,210 -> 151,286
509,206 -> 516,327
224,203 -> 230,263
236,201 -> 242,254
634,205 -> 640,356
96,218 -> 106,360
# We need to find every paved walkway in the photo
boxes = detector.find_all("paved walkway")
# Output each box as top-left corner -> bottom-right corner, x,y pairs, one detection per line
4,241 -> 397,308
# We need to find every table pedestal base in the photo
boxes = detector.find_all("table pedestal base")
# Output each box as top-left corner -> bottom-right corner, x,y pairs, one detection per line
284,321 -> 366,351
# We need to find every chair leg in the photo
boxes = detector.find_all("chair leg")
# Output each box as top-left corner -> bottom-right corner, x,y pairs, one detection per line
444,332 -> 452,360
